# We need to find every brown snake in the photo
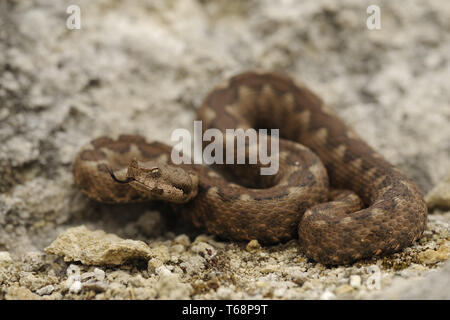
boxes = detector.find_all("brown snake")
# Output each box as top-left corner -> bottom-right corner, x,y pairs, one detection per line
74,71 -> 427,265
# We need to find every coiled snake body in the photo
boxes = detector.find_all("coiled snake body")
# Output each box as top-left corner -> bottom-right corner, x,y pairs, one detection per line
74,72 -> 427,265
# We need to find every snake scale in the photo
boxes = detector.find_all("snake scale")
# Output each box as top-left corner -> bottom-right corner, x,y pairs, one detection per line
74,71 -> 427,265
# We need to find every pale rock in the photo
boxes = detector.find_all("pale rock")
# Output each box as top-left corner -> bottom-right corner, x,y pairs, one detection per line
191,241 -> 215,256
36,285 -> 55,296
426,173 -> 450,209
69,280 -> 82,293
93,268 -> 105,281
155,272 -> 193,299
45,226 -> 152,265
173,234 -> 191,247
246,239 -> 262,251
418,245 -> 450,265
148,258 -> 164,273
0,252 -> 13,268
334,284 -> 354,295
21,251 -> 46,272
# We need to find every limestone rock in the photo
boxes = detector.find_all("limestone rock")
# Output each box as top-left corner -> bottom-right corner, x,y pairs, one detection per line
417,245 -> 450,265
45,226 -> 152,265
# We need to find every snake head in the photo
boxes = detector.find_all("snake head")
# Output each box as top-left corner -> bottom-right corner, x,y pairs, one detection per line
110,159 -> 198,203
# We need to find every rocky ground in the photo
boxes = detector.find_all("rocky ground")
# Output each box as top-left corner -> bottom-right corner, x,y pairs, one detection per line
0,0 -> 449,299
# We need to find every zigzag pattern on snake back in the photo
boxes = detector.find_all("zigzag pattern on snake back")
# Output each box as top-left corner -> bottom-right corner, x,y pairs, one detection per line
73,71 -> 428,265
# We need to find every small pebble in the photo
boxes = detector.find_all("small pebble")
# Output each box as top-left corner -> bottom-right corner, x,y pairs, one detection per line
246,239 -> 261,251
69,281 -> 82,293
173,234 -> 191,247
21,251 -> 46,272
93,268 -> 105,281
0,252 -> 13,268
152,245 -> 170,263
191,242 -> 215,256
36,285 -> 55,296
194,235 -> 211,243
273,287 -> 286,297
170,244 -> 185,254
155,265 -> 172,277
148,258 -> 163,273
334,284 -> 353,295
83,281 -> 107,292
80,272 -> 95,281
290,271 -> 307,285
261,265 -> 279,273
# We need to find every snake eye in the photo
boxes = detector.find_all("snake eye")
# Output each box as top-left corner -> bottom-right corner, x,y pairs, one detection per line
147,167 -> 161,178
